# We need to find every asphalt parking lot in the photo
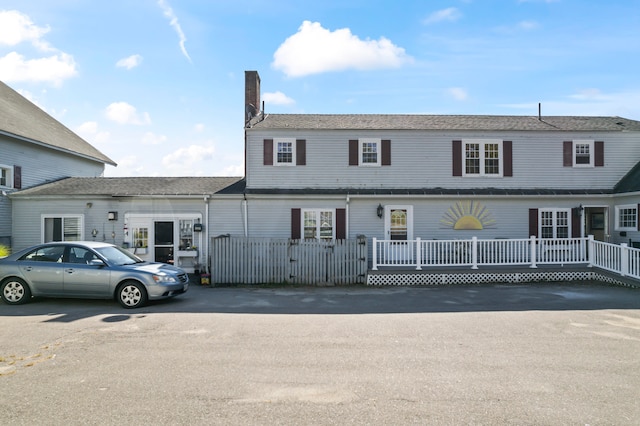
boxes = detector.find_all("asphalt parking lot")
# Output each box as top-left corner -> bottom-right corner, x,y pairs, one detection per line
2,281 -> 640,425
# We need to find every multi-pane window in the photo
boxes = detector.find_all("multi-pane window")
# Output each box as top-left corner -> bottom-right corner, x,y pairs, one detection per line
303,209 -> 334,240
0,165 -> 11,187
359,139 -> 380,166
276,140 -> 294,165
573,140 -> 594,167
540,209 -> 570,239
133,228 -> 149,248
43,216 -> 82,242
463,140 -> 502,176
615,205 -> 637,230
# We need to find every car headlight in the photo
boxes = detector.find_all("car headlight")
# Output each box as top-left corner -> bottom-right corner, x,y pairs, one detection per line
152,274 -> 178,283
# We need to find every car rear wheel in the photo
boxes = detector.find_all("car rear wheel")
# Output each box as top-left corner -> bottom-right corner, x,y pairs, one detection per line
117,281 -> 147,309
1,278 -> 32,305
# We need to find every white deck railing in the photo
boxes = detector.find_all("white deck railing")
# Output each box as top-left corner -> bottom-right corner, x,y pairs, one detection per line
372,236 -> 640,280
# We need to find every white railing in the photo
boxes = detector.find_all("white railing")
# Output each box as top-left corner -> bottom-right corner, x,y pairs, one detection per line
373,236 -> 590,270
590,240 -> 640,280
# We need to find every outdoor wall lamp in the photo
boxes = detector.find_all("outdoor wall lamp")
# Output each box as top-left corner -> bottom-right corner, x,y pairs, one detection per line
107,211 -> 118,221
91,229 -> 99,238
376,204 -> 384,219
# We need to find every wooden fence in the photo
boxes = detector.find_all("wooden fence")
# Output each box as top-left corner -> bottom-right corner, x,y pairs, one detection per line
210,236 -> 368,285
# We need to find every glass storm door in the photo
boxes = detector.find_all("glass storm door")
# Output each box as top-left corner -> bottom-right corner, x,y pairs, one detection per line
154,221 -> 174,264
384,206 -> 414,263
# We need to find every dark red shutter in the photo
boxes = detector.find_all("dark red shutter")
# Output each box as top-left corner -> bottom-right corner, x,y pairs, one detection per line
529,208 -> 539,237
336,208 -> 346,239
503,141 -> 512,177
296,139 -> 306,166
563,141 -> 573,167
381,140 -> 391,166
637,204 -> 640,231
595,141 -> 604,167
571,208 -> 581,238
263,139 -> 273,165
13,165 -> 22,189
291,208 -> 301,239
452,140 -> 462,176
349,140 -> 358,166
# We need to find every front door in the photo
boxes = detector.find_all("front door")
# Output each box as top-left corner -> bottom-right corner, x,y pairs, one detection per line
585,207 -> 608,241
154,221 -> 174,264
384,205 -> 414,263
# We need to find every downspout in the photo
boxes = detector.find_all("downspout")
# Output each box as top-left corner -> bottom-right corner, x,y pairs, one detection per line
243,193 -> 248,237
204,195 -> 210,273
346,194 -> 350,238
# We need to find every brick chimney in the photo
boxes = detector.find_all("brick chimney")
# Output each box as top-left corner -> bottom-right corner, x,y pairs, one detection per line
245,71 -> 260,124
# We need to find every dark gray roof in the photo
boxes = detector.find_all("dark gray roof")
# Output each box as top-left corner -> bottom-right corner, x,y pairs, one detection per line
248,114 -> 640,132
10,177 -> 244,197
0,81 -> 116,166
245,188 -> 613,196
614,161 -> 640,193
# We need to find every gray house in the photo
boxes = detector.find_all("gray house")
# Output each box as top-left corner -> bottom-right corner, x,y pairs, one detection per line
242,71 -> 640,249
0,81 -> 116,247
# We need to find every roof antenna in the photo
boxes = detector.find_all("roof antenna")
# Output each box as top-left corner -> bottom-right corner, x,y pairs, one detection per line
538,102 -> 541,120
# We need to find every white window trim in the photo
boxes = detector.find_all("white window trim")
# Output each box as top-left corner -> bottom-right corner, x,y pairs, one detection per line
274,138 -> 296,166
359,138 -> 381,167
573,140 -> 594,168
41,214 -> 84,243
539,208 -> 571,239
301,208 -> 336,240
462,139 -> 503,177
0,164 -> 13,188
614,204 -> 637,231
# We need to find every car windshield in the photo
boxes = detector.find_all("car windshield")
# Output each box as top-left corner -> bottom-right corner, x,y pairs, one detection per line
95,245 -> 144,266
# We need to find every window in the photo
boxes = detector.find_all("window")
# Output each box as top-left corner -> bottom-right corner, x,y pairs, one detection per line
43,215 -> 83,242
359,139 -> 380,166
574,140 -> 593,167
539,209 -> 570,239
179,220 -> 194,249
564,140 -> 604,167
275,139 -> 295,166
0,165 -> 12,188
133,227 -> 149,248
462,140 -> 502,177
303,209 -> 334,240
615,205 -> 638,231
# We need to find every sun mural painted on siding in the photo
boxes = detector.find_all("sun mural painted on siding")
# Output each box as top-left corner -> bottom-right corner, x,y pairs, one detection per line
441,201 -> 496,230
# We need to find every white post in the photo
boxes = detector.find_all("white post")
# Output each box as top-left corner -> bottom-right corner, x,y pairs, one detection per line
529,235 -> 538,268
372,237 -> 378,271
587,235 -> 594,268
416,237 -> 422,270
471,236 -> 478,269
620,243 -> 629,277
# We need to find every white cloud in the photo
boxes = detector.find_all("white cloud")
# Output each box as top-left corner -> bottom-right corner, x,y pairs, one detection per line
75,121 -> 110,145
157,0 -> 191,62
517,20 -> 539,30
193,123 -> 205,133
263,91 -> 295,106
116,54 -> 143,69
447,87 -> 468,101
141,131 -> 167,145
0,10 -> 50,49
423,8 -> 462,25
162,144 -> 215,174
0,51 -> 77,85
0,11 -> 77,85
272,21 -> 412,77
105,102 -> 151,125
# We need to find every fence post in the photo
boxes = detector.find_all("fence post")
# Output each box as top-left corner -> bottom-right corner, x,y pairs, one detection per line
587,235 -> 594,267
471,236 -> 478,269
529,235 -> 537,268
620,243 -> 629,277
372,237 -> 378,271
415,237 -> 422,270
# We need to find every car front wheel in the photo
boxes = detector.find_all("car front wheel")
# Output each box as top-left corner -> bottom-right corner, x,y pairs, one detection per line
117,281 -> 147,309
1,278 -> 32,305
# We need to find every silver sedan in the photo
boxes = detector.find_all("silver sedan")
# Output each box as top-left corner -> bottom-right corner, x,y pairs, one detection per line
0,241 -> 189,308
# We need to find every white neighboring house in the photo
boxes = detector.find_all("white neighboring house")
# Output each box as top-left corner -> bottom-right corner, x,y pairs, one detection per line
0,81 -> 116,248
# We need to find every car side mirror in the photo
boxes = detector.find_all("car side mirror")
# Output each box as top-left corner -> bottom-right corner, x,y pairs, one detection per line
89,259 -> 105,267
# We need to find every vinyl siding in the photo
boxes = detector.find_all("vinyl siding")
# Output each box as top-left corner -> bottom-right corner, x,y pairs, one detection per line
246,129 -> 640,191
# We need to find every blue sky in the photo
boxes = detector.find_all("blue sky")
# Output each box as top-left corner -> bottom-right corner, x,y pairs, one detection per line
1,0 -> 639,177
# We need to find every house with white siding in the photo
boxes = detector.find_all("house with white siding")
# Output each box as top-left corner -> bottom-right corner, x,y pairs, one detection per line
241,71 -> 640,251
0,81 -> 116,248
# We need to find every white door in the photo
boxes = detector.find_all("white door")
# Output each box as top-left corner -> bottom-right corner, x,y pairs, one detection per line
384,205 -> 414,264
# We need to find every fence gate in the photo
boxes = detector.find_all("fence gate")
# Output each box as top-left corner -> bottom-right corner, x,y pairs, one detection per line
211,237 -> 367,285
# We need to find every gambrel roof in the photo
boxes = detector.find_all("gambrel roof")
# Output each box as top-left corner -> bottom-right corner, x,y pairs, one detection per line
10,176 -> 244,197
0,81 -> 116,166
248,113 -> 640,132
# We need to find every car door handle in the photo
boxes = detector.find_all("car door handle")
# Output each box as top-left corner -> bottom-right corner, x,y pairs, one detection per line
65,268 -> 76,274
24,266 -> 33,271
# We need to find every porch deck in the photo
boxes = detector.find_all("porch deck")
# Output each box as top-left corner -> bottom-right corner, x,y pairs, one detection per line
367,264 -> 640,288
